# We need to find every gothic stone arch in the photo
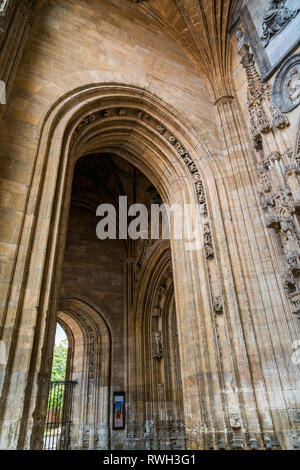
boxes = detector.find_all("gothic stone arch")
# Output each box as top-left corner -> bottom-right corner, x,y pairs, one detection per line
0,83 -> 299,450
57,299 -> 111,450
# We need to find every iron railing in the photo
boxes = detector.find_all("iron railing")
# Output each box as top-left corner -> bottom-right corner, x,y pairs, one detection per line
43,380 -> 76,450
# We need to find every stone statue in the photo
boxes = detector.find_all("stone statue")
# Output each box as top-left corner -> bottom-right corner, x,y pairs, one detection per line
261,0 -> 299,47
152,331 -> 163,359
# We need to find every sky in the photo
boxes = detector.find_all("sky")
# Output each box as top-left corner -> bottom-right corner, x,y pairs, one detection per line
55,324 -> 67,345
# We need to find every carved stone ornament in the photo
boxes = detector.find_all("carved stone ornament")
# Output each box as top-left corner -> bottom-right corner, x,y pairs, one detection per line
235,28 -> 249,56
152,307 -> 161,317
213,296 -> 223,314
263,434 -> 281,449
247,436 -> 260,450
229,414 -> 242,430
261,0 -> 300,47
158,286 -> 167,296
273,53 -> 300,113
229,435 -> 244,449
204,223 -> 214,258
294,410 -> 300,422
288,290 -> 300,315
152,331 -> 163,359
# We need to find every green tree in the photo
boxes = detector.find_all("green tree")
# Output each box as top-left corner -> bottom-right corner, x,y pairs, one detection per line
51,338 -> 68,381
48,339 -> 68,414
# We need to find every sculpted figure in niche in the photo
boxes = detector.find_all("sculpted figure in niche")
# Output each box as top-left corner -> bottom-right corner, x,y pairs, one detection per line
261,0 -> 300,47
152,331 -> 163,359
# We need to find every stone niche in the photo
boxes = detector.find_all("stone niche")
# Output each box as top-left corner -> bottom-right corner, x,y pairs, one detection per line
239,0 -> 300,80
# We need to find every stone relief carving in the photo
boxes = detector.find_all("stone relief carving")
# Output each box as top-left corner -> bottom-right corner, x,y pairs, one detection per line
293,409 -> 300,422
263,434 -> 281,449
229,414 -> 242,430
166,266 -> 173,279
237,33 -> 300,316
239,40 -> 289,150
152,307 -> 161,317
152,331 -> 163,359
204,223 -> 214,258
229,434 -> 245,449
158,286 -> 167,296
213,296 -> 223,314
236,28 -> 248,56
261,0 -> 300,47
287,68 -> 300,103
273,54 -> 300,113
291,430 -> 300,449
247,436 -> 261,450
256,157 -> 300,314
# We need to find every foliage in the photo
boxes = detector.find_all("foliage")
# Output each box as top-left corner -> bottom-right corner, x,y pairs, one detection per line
51,338 -> 68,382
48,339 -> 68,412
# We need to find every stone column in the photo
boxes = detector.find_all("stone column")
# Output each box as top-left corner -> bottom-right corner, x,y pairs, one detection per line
0,0 -> 32,118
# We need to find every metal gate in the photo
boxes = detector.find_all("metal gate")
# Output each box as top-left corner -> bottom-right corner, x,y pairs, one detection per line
43,380 -> 76,450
